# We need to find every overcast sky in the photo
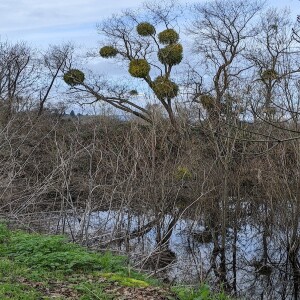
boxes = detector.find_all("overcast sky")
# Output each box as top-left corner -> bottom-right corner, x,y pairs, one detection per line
0,0 -> 145,47
1,0 -> 299,48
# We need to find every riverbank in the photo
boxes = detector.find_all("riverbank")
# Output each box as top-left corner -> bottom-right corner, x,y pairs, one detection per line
0,223 -> 231,300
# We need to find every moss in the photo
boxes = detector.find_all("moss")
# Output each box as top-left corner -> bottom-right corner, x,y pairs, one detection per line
158,29 -> 179,45
101,273 -> 149,288
152,76 -> 178,100
136,22 -> 155,36
158,43 -> 183,66
63,69 -> 85,86
99,46 -> 118,58
261,69 -> 278,80
128,59 -> 150,78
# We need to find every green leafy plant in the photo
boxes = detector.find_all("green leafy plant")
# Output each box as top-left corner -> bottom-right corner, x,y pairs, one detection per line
0,282 -> 42,300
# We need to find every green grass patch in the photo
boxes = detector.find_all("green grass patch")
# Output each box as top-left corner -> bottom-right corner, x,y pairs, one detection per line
172,284 -> 231,300
0,223 -> 233,299
1,229 -> 125,274
0,282 -> 42,300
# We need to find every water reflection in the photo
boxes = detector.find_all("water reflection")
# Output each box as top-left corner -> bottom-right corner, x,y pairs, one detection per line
49,210 -> 297,299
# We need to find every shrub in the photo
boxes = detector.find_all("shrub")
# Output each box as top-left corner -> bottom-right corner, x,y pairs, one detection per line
152,76 -> 178,100
63,69 -> 85,86
158,29 -> 179,44
158,43 -> 183,65
99,46 -> 118,58
129,59 -> 150,78
136,22 -> 155,36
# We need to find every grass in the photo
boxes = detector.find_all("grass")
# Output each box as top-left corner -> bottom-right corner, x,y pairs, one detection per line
0,223 -> 233,299
172,285 -> 232,300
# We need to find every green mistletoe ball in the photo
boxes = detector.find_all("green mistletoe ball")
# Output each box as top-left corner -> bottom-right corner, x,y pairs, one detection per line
152,76 -> 179,100
200,95 -> 215,110
261,69 -> 278,81
129,59 -> 150,78
63,69 -> 85,86
99,46 -> 118,58
158,43 -> 183,65
158,29 -> 179,44
136,22 -> 155,36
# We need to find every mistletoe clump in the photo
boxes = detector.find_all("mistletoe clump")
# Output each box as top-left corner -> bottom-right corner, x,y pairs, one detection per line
129,59 -> 150,78
200,95 -> 215,110
175,166 -> 192,180
99,46 -> 118,58
261,69 -> 278,81
63,69 -> 85,86
158,43 -> 183,66
129,89 -> 138,96
136,22 -> 155,36
158,29 -> 179,45
152,76 -> 178,100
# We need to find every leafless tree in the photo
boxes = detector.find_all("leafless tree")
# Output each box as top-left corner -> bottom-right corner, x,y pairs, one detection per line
0,41 -> 37,121
37,43 -> 74,116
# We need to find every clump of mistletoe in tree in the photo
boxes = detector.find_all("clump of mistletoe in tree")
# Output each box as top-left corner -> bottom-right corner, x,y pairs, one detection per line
98,21 -> 183,127
64,3 -> 183,128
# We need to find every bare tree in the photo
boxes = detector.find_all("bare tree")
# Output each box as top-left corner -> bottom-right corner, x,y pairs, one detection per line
37,43 -> 74,116
186,0 -> 263,290
189,0 -> 263,122
0,41 -> 37,121
246,8 -> 300,121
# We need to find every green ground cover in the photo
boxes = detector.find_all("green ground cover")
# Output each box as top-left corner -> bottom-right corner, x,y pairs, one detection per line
0,223 -> 232,300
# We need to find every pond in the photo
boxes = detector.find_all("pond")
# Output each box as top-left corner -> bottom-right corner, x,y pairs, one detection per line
46,209 -> 296,299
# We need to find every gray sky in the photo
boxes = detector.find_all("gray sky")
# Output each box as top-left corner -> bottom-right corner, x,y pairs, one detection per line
1,0 -> 299,48
0,0 -> 144,47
